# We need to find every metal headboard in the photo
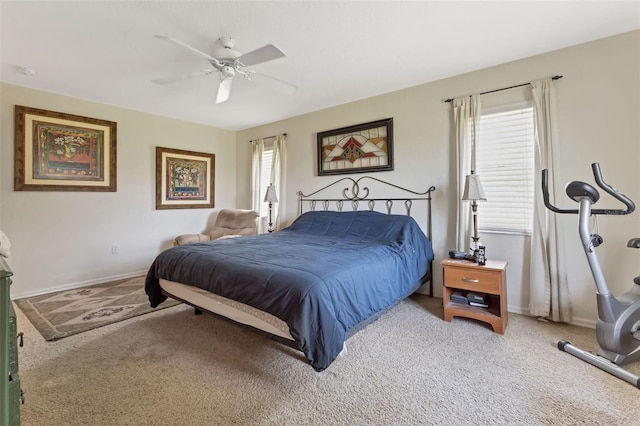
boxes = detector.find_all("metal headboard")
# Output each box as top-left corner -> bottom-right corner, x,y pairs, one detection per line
297,175 -> 436,296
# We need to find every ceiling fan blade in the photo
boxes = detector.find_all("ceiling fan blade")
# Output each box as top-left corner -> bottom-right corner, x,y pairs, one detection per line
152,69 -> 214,85
238,44 -> 286,67
250,72 -> 298,95
154,35 -> 223,68
216,78 -> 233,104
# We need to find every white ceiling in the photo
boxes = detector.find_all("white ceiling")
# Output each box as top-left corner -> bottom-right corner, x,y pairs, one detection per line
2,1 -> 639,131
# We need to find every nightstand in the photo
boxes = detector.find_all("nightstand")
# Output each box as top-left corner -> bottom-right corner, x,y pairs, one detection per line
441,258 -> 508,334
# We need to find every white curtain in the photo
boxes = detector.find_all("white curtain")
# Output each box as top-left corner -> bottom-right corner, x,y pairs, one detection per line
529,77 -> 571,322
270,135 -> 287,231
250,138 -> 265,233
452,94 -> 481,252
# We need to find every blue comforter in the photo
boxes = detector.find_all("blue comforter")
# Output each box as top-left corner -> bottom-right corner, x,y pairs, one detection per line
145,210 -> 433,371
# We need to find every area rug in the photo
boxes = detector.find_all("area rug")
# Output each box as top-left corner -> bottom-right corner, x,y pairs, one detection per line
14,275 -> 180,341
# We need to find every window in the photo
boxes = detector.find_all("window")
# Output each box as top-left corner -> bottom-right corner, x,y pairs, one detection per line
475,103 -> 535,235
259,145 -> 273,218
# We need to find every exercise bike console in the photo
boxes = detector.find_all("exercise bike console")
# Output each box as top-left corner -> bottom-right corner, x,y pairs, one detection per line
542,162 -> 640,388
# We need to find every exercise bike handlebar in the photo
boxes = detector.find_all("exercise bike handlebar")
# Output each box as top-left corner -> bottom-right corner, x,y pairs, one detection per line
542,163 -> 635,215
542,169 -> 577,214
590,163 -> 636,215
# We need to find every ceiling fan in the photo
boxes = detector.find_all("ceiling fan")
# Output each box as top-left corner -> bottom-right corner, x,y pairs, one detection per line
153,35 -> 297,104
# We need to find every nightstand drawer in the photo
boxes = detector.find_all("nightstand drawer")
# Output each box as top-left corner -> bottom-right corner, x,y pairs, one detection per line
443,266 -> 501,294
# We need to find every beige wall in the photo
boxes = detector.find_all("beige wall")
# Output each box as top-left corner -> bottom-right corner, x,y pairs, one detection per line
237,30 -> 640,327
1,84 -> 237,297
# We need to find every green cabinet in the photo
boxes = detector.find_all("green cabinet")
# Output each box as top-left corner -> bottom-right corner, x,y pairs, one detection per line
1,257 -> 20,425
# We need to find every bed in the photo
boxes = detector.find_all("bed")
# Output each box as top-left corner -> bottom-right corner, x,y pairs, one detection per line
145,176 -> 435,371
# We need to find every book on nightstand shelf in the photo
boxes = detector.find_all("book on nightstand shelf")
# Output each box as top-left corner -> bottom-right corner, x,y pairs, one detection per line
466,291 -> 488,306
450,290 -> 468,305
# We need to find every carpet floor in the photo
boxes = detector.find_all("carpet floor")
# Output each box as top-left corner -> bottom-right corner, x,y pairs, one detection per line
14,276 -> 179,341
13,294 -> 640,425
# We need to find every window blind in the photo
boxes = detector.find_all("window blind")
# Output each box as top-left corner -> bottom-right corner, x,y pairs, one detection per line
475,105 -> 535,234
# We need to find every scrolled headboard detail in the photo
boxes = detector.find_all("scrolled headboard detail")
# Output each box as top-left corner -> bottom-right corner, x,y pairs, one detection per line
298,175 -> 435,237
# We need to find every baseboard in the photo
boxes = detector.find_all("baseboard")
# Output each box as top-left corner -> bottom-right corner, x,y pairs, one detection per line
11,270 -> 147,300
415,284 -> 442,298
563,316 -> 596,329
507,303 -> 596,329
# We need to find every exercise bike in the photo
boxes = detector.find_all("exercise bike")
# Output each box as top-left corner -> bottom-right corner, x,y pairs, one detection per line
542,163 -> 640,388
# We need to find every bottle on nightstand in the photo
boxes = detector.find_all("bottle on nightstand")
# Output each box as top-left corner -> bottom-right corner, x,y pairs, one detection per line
477,246 -> 486,265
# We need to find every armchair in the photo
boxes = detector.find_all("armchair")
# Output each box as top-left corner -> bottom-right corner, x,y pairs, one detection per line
174,209 -> 259,246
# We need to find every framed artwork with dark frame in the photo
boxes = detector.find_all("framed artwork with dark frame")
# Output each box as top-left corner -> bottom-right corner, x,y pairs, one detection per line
14,105 -> 117,191
155,147 -> 215,210
317,118 -> 393,176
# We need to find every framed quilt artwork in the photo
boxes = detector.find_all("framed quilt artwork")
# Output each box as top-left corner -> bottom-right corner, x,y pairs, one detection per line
14,105 -> 117,191
317,118 -> 393,176
155,147 -> 215,210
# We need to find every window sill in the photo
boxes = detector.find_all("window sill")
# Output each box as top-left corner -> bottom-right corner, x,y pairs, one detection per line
479,229 -> 531,237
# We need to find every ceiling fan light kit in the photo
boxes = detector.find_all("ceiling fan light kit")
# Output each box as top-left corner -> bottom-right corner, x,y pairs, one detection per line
220,65 -> 235,79
153,35 -> 295,104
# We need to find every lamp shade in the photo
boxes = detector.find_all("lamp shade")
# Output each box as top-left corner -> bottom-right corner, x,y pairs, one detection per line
462,173 -> 487,201
264,184 -> 278,203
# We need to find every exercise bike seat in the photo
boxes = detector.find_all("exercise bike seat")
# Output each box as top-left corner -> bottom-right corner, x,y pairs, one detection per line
566,181 -> 600,204
627,238 -> 640,249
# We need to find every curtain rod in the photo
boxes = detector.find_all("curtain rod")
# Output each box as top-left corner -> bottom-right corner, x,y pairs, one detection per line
248,133 -> 287,143
444,75 -> 563,103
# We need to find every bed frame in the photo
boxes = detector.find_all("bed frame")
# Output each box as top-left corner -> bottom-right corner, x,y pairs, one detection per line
159,176 -> 436,354
297,175 -> 436,296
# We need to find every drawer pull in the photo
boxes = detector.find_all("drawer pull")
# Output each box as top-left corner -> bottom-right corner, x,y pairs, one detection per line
462,277 -> 479,283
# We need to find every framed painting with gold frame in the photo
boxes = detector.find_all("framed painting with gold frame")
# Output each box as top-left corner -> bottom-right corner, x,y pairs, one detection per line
14,105 -> 117,191
155,147 -> 215,210
317,118 -> 393,176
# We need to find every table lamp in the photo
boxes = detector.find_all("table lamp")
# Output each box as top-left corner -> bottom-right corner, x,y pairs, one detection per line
264,184 -> 278,233
462,171 -> 487,256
